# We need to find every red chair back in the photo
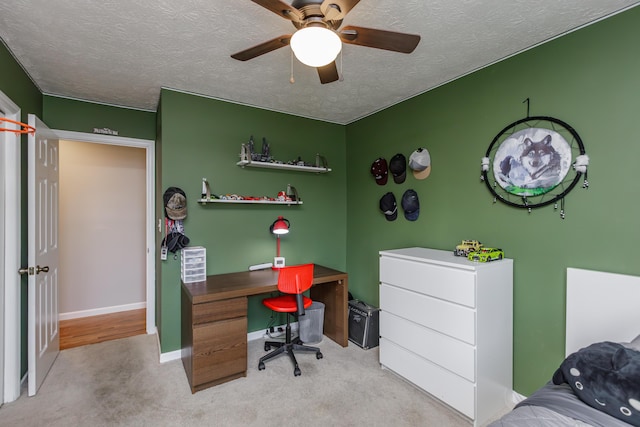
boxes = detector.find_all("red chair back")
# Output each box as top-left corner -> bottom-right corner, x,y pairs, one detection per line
277,264 -> 314,295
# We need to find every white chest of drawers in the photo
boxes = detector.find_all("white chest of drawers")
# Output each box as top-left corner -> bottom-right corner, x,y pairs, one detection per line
379,247 -> 513,427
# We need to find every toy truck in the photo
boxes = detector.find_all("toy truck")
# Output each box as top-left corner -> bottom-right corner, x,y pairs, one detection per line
454,240 -> 483,256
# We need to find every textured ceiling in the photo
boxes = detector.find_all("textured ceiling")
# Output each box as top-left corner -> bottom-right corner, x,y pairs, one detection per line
1,0 -> 639,124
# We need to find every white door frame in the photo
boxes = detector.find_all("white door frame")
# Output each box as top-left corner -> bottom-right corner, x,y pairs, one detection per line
54,130 -> 156,335
0,91 -> 22,403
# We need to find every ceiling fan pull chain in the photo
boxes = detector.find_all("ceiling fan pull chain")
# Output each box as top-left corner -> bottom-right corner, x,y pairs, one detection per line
290,50 -> 295,84
339,48 -> 344,82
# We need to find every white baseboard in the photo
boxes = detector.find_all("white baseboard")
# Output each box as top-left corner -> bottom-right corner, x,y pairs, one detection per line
248,322 -> 299,341
59,301 -> 146,321
157,332 -> 182,363
159,349 -> 182,364
247,329 -> 267,342
511,390 -> 527,403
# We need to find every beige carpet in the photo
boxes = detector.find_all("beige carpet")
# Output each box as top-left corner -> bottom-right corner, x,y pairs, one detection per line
0,334 -> 506,426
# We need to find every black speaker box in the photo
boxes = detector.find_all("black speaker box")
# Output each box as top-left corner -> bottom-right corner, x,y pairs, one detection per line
348,300 -> 380,349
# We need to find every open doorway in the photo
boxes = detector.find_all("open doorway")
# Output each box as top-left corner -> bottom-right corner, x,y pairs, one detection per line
54,130 -> 156,339
58,140 -> 146,349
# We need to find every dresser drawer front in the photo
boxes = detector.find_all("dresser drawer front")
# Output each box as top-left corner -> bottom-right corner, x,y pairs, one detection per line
380,338 -> 475,419
193,317 -> 247,386
380,284 -> 476,345
380,256 -> 476,307
193,297 -> 247,325
380,311 -> 475,382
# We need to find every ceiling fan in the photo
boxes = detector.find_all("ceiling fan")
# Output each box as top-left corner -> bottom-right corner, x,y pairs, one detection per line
231,0 -> 421,84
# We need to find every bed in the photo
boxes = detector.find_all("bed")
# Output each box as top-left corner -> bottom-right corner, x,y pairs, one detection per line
489,268 -> 640,427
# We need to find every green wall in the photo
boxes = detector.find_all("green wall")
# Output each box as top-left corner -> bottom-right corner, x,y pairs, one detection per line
42,96 -> 156,140
157,89 -> 347,352
0,42 -> 42,121
345,7 -> 640,395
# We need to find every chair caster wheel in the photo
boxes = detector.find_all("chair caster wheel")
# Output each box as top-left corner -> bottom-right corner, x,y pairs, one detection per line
294,367 -> 301,376
264,343 -> 271,351
258,362 -> 265,371
316,352 -> 323,359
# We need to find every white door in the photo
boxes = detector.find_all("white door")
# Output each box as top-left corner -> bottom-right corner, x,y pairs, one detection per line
27,115 -> 60,396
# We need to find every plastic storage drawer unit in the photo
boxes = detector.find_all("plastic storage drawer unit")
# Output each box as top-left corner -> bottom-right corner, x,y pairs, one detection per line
181,246 -> 206,283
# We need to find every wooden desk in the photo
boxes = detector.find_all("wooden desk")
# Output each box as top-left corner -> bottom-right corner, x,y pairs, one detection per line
181,264 -> 348,393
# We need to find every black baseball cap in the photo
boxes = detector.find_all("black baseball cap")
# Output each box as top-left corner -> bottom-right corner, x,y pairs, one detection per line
379,192 -> 397,221
389,153 -> 407,184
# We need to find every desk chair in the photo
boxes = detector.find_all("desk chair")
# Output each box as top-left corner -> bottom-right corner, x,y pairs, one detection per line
258,263 -> 323,376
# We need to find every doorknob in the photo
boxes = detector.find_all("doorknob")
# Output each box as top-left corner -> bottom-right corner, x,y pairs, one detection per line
18,265 -> 49,275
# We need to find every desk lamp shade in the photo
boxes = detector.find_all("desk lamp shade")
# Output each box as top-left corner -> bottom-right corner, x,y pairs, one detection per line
270,216 -> 290,268
270,216 -> 290,235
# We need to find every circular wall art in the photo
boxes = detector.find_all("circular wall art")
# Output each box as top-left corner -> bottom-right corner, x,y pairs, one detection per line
481,115 -> 589,216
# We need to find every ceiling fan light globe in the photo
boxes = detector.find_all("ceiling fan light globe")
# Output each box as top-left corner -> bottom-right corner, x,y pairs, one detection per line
290,27 -> 342,67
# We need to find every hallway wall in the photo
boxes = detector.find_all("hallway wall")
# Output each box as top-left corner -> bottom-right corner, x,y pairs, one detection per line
59,140 -> 146,316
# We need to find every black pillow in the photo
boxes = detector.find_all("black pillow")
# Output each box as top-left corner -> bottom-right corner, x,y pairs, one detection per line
552,341 -> 640,426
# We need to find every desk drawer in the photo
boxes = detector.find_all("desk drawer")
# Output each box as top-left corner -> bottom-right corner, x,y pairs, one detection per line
380,284 -> 476,345
380,338 -> 475,419
380,256 -> 476,307
193,297 -> 247,325
380,311 -> 475,381
193,316 -> 247,386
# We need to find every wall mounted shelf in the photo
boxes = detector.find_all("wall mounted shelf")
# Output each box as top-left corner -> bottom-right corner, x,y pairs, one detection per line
198,198 -> 302,206
236,160 -> 331,173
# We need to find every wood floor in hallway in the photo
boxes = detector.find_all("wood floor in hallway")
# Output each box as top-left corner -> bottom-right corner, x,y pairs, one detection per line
59,308 -> 146,350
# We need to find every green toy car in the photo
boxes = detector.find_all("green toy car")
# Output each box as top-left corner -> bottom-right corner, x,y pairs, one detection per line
467,247 -> 504,262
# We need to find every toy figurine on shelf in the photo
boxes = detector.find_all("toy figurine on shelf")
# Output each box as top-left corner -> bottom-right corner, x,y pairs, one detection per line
201,178 -> 209,200
240,144 -> 248,162
248,135 -> 262,161
260,137 -> 271,162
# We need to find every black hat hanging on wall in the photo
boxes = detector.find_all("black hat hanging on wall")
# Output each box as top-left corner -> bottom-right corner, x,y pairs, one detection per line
379,192 -> 397,221
480,98 -> 589,219
389,153 -> 407,184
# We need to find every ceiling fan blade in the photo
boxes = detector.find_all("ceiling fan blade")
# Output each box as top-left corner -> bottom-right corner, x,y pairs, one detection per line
320,0 -> 361,21
231,35 -> 292,61
251,0 -> 303,22
340,25 -> 420,53
317,61 -> 339,84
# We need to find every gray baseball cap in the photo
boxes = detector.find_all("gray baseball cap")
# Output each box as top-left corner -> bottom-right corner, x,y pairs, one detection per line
408,148 -> 431,180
